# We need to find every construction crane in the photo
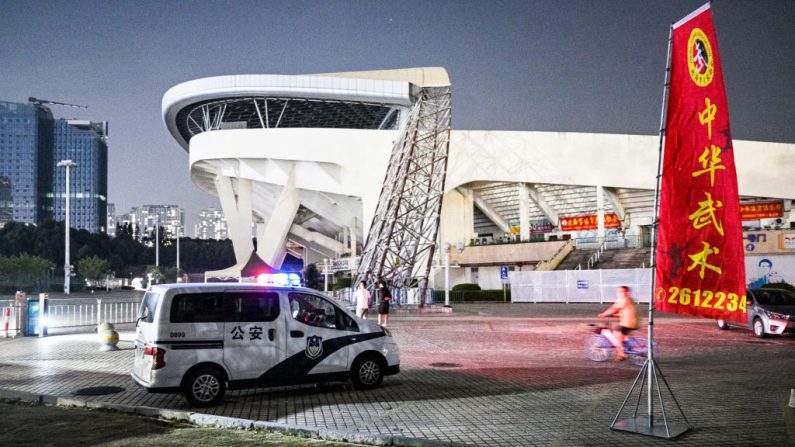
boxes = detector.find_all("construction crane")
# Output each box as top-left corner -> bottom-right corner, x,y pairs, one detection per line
28,97 -> 88,110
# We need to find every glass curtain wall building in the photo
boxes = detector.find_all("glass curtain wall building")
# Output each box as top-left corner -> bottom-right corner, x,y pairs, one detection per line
0,101 -> 54,226
52,120 -> 108,233
0,100 -> 108,233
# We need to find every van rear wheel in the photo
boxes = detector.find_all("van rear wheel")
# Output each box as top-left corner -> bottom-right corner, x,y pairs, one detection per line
351,354 -> 385,390
183,366 -> 226,407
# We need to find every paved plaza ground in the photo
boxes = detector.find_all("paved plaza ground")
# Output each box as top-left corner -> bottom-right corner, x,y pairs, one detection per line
0,302 -> 793,446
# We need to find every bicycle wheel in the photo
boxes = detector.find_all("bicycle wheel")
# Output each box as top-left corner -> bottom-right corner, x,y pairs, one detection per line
585,335 -> 611,362
651,341 -> 660,358
624,337 -> 647,366
623,336 -> 643,354
628,353 -> 646,366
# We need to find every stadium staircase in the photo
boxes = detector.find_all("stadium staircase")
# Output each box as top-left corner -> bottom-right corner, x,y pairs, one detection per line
556,247 -> 651,270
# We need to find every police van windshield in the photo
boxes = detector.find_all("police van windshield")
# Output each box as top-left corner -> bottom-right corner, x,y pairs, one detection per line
139,291 -> 160,323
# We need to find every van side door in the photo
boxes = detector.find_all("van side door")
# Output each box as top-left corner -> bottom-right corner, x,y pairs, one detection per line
222,290 -> 284,380
280,292 -> 359,376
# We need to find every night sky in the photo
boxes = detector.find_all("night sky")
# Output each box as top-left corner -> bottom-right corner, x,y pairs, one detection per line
1,0 -> 792,231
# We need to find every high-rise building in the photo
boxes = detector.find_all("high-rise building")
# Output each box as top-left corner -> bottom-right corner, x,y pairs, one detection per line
128,205 -> 184,241
52,120 -> 108,233
106,203 -> 116,237
195,207 -> 228,240
0,100 -> 108,233
0,101 -> 54,226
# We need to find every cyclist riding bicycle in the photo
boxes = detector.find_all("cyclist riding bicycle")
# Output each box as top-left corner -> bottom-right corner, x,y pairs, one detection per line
598,285 -> 638,361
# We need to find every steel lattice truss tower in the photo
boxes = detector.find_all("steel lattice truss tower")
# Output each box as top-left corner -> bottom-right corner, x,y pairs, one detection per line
356,86 -> 451,288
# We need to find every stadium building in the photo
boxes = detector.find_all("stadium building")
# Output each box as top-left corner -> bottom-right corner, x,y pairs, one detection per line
162,68 -> 795,290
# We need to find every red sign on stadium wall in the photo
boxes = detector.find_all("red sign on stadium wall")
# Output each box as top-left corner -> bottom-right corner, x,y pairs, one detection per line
740,201 -> 784,220
560,214 -> 620,232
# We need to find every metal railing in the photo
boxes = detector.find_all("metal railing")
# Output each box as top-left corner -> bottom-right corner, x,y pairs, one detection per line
47,297 -> 140,329
576,240 -> 607,270
327,287 -> 437,307
574,234 -> 650,250
1,296 -> 140,336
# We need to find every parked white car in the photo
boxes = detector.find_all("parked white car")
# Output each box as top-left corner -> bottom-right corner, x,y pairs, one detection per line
717,287 -> 795,337
132,283 -> 399,407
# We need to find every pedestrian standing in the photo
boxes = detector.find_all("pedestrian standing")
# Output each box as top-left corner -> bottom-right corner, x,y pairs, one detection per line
376,280 -> 391,326
354,281 -> 371,319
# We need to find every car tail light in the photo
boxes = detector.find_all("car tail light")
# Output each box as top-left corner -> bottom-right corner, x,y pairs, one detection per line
143,346 -> 166,369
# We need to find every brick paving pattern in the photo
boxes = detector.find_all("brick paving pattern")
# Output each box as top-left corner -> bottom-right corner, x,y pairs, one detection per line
0,302 -> 793,446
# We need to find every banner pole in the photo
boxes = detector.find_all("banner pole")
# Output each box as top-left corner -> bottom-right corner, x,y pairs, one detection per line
646,22 -> 674,427
611,21 -> 689,438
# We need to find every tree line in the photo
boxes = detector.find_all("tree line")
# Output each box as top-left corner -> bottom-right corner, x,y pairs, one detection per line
0,220 -> 236,292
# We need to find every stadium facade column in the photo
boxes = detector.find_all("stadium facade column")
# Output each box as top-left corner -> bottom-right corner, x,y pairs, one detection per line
439,188 -> 475,250
596,185 -> 605,239
431,187 -> 475,289
349,216 -> 357,263
215,175 -> 255,263
518,183 -> 531,241
526,184 -> 560,236
255,164 -> 300,267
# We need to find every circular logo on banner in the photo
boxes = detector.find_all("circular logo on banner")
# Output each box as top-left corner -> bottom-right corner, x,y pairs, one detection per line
687,28 -> 714,87
655,287 -> 666,303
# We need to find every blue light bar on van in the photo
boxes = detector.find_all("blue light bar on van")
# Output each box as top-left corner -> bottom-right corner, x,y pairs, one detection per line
256,273 -> 301,286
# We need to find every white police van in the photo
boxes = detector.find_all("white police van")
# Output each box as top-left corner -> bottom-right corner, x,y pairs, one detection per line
132,283 -> 399,407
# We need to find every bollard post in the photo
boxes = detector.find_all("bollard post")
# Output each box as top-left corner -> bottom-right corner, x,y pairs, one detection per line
98,322 -> 119,351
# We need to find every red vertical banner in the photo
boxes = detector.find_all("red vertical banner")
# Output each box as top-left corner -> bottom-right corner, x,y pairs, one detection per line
655,4 -> 747,323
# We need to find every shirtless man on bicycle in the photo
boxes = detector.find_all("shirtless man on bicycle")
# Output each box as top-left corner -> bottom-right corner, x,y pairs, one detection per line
598,285 -> 638,361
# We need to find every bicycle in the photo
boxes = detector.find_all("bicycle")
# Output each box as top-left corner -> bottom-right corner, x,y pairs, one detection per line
584,323 -> 659,366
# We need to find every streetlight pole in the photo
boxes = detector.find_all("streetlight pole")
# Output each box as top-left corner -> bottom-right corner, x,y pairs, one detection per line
57,160 -> 77,295
443,242 -> 451,307
176,224 -> 180,282
155,216 -> 159,269
444,250 -> 450,306
323,258 -> 329,293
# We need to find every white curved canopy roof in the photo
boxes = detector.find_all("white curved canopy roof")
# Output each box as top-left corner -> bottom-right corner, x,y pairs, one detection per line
162,68 -> 449,150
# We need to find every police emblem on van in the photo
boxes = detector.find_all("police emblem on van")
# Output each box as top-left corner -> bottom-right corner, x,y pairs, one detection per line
306,335 -> 323,359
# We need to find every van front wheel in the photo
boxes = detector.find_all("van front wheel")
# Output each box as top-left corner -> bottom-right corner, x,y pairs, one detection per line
351,355 -> 385,390
183,366 -> 226,407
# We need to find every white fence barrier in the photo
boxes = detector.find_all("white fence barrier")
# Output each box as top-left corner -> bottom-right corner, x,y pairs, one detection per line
0,296 -> 140,336
509,268 -> 652,303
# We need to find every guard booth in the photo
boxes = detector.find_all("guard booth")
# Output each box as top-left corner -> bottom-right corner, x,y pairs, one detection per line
26,294 -> 48,336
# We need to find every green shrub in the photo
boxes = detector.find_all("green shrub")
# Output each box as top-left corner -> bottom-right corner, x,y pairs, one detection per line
761,282 -> 795,293
434,289 -> 509,302
334,276 -> 353,290
452,283 -> 481,292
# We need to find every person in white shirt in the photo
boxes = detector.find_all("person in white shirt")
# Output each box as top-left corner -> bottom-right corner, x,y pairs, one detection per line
354,281 -> 371,319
